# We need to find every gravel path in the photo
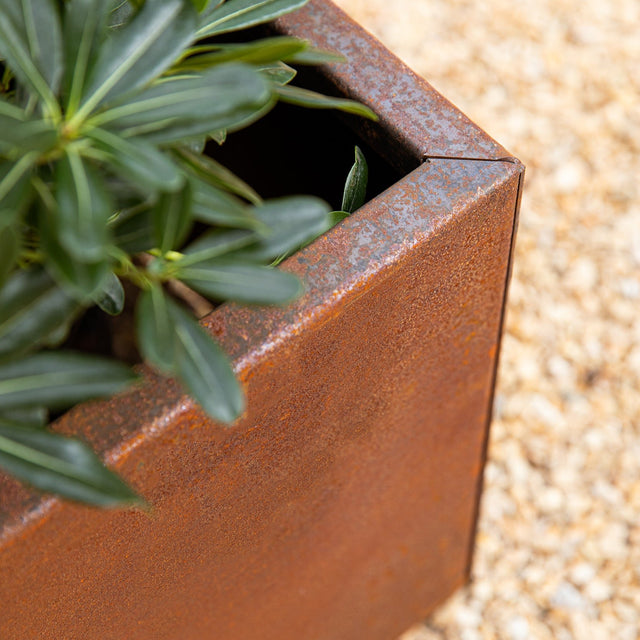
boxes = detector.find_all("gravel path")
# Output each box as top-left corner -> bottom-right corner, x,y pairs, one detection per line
333,1 -> 640,638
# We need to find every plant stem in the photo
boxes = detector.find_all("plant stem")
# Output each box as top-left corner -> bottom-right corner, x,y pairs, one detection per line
137,252 -> 213,317
166,279 -> 214,318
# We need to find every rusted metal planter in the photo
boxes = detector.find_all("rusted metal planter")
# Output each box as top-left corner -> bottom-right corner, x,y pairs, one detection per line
0,2 -> 523,639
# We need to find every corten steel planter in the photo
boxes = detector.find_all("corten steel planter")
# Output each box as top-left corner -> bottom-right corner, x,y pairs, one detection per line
0,2 -> 523,639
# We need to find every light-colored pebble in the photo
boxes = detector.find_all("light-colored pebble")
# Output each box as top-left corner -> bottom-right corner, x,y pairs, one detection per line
550,582 -> 588,611
570,562 -> 597,586
506,616 -> 530,640
455,606 -> 482,629
585,578 -> 614,604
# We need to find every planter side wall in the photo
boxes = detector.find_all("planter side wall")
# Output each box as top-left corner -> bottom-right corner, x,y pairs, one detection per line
0,159 -> 520,640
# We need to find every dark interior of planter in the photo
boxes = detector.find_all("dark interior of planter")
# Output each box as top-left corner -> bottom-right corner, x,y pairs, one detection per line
205,97 -> 402,207
205,24 -> 407,202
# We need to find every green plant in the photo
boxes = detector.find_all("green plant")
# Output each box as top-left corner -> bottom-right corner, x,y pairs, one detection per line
0,0 -> 375,506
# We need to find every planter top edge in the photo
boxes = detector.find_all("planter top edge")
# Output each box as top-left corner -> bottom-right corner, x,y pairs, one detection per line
274,0 -> 514,170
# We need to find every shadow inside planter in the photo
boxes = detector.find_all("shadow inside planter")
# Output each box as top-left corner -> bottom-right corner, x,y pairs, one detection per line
204,23 -> 410,200
206,97 -> 405,208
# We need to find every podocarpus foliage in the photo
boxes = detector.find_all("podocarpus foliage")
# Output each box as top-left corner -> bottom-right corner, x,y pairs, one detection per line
0,0 -> 374,506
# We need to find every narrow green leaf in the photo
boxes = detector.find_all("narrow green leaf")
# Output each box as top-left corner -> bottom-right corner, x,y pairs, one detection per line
63,0 -> 110,114
232,196 -> 331,262
112,207 -> 154,253
341,145 -> 368,213
138,286 -> 244,422
147,94 -> 276,145
108,0 -> 135,29
0,224 -> 20,288
97,64 -> 271,144
77,0 -> 197,117
40,321 -> 76,349
269,206 -> 348,266
275,84 -> 378,120
152,181 -> 193,253
0,423 -> 141,506
47,255 -> 110,301
197,0 -> 309,38
0,407 -> 47,428
0,108 -> 58,155
0,268 -> 81,361
39,208 -> 110,300
190,178 -> 261,229
94,271 -> 125,315
136,286 -> 176,372
169,300 -> 244,423
328,210 -> 350,225
0,0 -> 62,112
175,36 -> 307,72
177,147 -> 261,205
86,128 -> 184,194
178,261 -> 302,305
190,0 -> 212,11
259,62 -> 296,86
286,46 -> 346,66
0,153 -> 38,218
55,150 -> 113,261
270,148 -> 368,264
0,351 -> 137,411
0,97 -> 28,120
183,137 -> 206,154
180,228 -> 258,266
209,129 -> 227,145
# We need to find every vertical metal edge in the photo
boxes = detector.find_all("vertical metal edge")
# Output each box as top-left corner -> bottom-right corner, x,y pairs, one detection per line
464,159 -> 525,581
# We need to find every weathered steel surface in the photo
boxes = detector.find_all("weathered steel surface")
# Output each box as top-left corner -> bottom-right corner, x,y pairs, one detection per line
0,2 -> 523,638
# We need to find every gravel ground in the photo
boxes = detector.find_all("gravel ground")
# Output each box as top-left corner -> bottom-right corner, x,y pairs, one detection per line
333,1 -> 640,638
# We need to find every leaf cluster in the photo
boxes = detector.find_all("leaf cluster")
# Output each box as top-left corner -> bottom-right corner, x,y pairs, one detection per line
0,0 -> 374,506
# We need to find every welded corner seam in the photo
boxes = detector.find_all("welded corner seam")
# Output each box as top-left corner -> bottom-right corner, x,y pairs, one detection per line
421,154 -> 523,165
